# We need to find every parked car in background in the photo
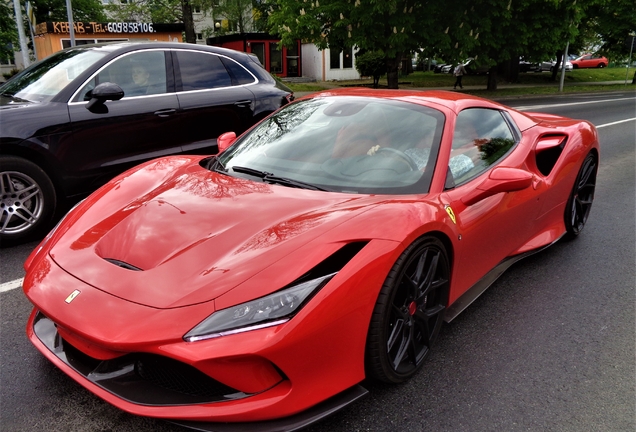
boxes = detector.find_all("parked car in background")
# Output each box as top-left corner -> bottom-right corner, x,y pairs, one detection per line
537,59 -> 573,72
519,59 -> 539,72
434,63 -> 450,73
0,42 -> 293,245
571,54 -> 609,69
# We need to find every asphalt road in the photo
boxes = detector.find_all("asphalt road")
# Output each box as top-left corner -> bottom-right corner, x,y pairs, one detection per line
1,91 -> 634,432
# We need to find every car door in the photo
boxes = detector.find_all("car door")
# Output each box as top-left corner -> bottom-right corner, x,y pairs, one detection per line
440,108 -> 540,297
67,50 -> 181,184
172,49 -> 256,154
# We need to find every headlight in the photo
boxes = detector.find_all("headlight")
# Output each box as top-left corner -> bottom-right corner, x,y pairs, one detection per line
184,273 -> 336,342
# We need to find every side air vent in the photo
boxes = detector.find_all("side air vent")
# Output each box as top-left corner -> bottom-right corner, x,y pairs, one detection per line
292,242 -> 368,286
103,258 -> 143,271
535,135 -> 567,176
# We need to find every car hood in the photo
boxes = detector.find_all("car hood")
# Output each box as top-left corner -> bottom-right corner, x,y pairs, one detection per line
50,156 -> 382,309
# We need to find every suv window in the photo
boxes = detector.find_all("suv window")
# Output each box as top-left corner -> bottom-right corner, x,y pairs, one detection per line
447,108 -> 516,186
219,57 -> 256,85
76,50 -> 168,101
175,51 -> 232,90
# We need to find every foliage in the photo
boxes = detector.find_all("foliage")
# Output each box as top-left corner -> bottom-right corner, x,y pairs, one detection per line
210,0 -> 257,34
267,0 -> 455,89
584,0 -> 636,60
355,50 -> 385,88
31,0 -> 106,22
1,1 -> 18,63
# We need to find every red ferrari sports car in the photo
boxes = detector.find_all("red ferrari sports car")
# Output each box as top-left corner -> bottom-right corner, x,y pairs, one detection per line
23,89 -> 599,430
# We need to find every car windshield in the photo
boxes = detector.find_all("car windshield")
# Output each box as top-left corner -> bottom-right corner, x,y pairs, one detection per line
0,48 -> 107,103
215,96 -> 445,194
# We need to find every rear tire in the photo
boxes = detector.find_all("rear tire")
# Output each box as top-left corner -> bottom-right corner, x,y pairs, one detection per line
366,236 -> 450,383
0,156 -> 56,246
564,152 -> 597,239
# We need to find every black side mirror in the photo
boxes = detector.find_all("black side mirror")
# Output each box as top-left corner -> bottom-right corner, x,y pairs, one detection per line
86,82 -> 125,112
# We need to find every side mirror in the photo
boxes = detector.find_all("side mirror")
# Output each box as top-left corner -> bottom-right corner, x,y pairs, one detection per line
217,132 -> 237,154
461,167 -> 533,206
86,82 -> 124,112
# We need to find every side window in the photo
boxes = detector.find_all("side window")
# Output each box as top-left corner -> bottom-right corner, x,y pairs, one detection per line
447,108 -> 516,186
219,57 -> 256,85
76,51 -> 168,101
176,51 -> 232,91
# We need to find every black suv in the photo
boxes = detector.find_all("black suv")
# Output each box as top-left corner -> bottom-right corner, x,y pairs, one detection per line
0,42 -> 293,245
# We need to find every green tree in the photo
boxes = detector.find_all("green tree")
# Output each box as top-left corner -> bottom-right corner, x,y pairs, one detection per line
355,50 -> 385,88
211,0 -> 258,34
1,1 -> 18,64
268,0 -> 455,89
105,0 -> 198,43
31,0 -> 106,22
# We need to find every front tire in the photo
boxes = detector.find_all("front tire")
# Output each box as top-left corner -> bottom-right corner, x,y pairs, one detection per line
0,156 -> 56,246
366,236 -> 450,383
564,152 -> 597,239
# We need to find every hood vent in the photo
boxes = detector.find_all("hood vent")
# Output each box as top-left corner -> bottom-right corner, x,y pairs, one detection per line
104,258 -> 143,271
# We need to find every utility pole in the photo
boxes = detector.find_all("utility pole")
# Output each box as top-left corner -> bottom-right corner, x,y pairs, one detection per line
559,42 -> 569,92
12,0 -> 30,67
66,0 -> 76,47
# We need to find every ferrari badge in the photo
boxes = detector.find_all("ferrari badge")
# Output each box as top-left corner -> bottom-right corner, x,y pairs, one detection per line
445,205 -> 457,224
65,290 -> 81,304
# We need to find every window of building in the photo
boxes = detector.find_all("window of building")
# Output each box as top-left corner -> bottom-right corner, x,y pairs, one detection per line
330,49 -> 340,69
197,33 -> 203,40
270,42 -> 282,74
343,47 -> 353,68
251,42 -> 265,66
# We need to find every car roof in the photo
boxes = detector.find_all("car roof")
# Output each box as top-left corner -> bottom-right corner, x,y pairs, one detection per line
62,41 -> 254,61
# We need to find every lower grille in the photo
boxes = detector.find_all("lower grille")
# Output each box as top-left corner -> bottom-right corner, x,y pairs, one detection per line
33,312 -> 247,406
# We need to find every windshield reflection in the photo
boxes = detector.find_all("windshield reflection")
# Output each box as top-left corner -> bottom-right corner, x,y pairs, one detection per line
218,96 -> 445,195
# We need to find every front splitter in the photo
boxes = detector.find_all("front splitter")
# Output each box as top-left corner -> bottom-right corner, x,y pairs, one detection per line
171,384 -> 369,432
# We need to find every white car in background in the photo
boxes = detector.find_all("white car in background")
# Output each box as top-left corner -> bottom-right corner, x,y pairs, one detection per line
538,59 -> 573,72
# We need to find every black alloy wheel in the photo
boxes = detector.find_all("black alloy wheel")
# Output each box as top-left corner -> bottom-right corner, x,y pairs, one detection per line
564,152 -> 597,239
366,236 -> 450,383
0,156 -> 56,246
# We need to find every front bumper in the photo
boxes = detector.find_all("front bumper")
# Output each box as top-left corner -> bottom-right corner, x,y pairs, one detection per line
28,309 -> 368,430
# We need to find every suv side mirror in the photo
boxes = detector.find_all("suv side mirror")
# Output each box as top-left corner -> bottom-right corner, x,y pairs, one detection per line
86,82 -> 124,112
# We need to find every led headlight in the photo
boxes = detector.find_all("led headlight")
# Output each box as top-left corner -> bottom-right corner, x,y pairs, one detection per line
184,272 -> 336,342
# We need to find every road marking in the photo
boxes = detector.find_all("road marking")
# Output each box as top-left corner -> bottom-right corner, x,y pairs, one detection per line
515,96 -> 635,111
0,278 -> 24,293
596,118 -> 636,129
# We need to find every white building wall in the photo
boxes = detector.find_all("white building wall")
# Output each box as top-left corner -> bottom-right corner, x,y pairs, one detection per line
301,43 -> 360,81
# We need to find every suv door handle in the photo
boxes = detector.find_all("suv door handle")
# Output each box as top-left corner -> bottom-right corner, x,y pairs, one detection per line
154,109 -> 176,117
234,100 -> 252,108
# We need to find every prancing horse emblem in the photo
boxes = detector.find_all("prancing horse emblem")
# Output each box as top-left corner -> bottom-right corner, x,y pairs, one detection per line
65,289 -> 81,304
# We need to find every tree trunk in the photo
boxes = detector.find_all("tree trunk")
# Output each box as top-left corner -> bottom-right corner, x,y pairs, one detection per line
487,66 -> 498,90
386,54 -> 402,89
508,57 -> 519,83
181,0 -> 196,44
551,52 -> 562,81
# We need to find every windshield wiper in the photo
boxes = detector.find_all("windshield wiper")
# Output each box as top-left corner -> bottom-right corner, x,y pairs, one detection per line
0,92 -> 31,103
263,175 -> 330,191
231,165 -> 272,178
231,166 -> 329,191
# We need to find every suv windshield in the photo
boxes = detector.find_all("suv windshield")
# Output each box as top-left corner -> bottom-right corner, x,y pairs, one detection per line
216,96 -> 445,194
0,48 -> 107,103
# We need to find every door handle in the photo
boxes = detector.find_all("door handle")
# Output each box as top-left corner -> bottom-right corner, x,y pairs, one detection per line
234,100 -> 252,108
154,109 -> 176,117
